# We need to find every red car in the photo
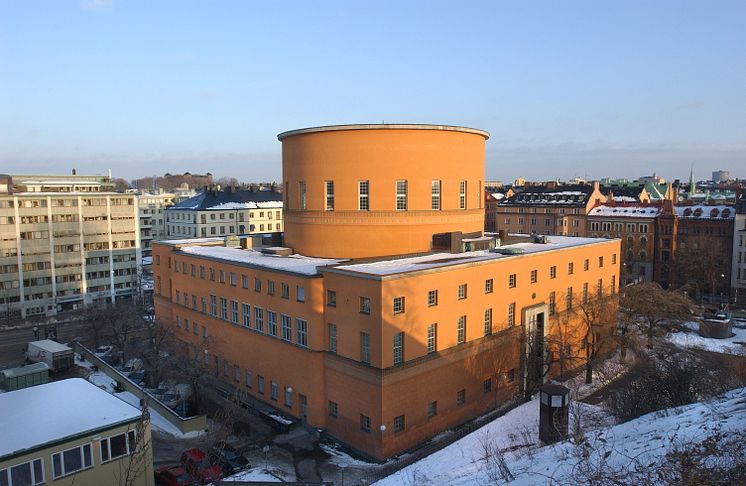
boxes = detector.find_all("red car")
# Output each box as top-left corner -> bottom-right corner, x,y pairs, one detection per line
154,464 -> 194,486
180,448 -> 223,485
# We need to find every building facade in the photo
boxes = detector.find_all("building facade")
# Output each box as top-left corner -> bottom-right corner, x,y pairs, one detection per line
165,187 -> 283,240
493,183 -> 606,237
0,174 -> 139,320
587,204 -> 660,285
137,191 -> 176,259
732,192 -> 746,304
0,378 -> 153,486
154,124 -> 620,460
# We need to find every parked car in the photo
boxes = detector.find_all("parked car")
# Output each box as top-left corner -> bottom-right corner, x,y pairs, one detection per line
122,357 -> 143,375
180,448 -> 223,485
94,345 -> 114,359
128,370 -> 147,386
154,464 -> 194,486
208,442 -> 251,476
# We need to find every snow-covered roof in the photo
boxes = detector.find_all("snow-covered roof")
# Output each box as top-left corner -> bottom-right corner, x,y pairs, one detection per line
331,236 -> 609,277
28,339 -> 72,353
161,237 -> 224,245
490,192 -> 505,200
177,245 -> 345,276
675,205 -> 734,219
588,205 -> 661,218
205,201 -> 283,210
612,196 -> 638,202
0,378 -> 142,459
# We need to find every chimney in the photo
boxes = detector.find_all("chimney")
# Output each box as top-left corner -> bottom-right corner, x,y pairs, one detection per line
72,168 -> 77,175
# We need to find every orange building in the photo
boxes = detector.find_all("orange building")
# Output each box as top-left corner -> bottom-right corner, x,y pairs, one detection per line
153,124 -> 620,460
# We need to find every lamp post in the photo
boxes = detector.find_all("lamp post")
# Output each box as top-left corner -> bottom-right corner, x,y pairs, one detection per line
262,445 -> 270,472
339,462 -> 348,486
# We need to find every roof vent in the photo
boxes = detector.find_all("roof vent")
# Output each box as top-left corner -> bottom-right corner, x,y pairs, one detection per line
260,247 -> 293,256
490,247 -> 524,255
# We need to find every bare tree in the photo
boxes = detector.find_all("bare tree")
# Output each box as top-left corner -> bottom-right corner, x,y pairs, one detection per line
674,234 -> 729,303
620,282 -> 697,349
573,292 -> 616,384
115,402 -> 153,486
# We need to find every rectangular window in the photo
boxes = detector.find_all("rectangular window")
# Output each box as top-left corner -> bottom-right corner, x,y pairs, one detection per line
457,315 -> 466,344
359,180 -> 370,211
458,283 -> 467,300
567,287 -> 573,310
393,296 -> 405,314
230,272 -> 237,286
242,303 -> 251,327
267,280 -> 275,295
271,381 -> 278,401
568,262 -> 574,275
361,332 -> 371,364
549,291 -> 556,316
427,401 -> 437,418
299,181 -> 307,210
53,443 -> 93,478
284,387 -> 293,407
3,458 -> 44,486
220,297 -> 228,320
254,307 -> 264,333
360,296 -> 371,315
583,283 -> 589,303
612,253 -> 617,264
329,323 -> 337,353
210,295 -> 217,316
393,414 -> 405,432
242,274 -> 249,288
321,180 -> 334,211
254,277 -> 261,292
281,283 -> 289,299
506,369 -> 515,382
459,180 -> 467,209
509,274 -> 516,288
234,365 -> 241,382
396,180 -> 408,210
611,275 -> 616,294
584,259 -> 589,271
245,370 -> 252,388
457,389 -> 466,406
597,278 -> 603,299
296,286 -> 305,302
550,266 -> 557,279
508,302 -> 516,327
599,256 -> 604,268
267,310 -> 278,336
393,332 -> 404,365
431,180 -> 441,210
296,318 -> 308,347
231,300 -> 239,324
428,289 -> 438,306
327,290 -> 336,307
485,278 -> 493,294
360,414 -> 371,432
483,378 -> 492,394
484,308 -> 492,335
258,376 -> 265,394
329,400 -> 338,417
282,314 -> 292,341
219,270 -> 226,283
427,323 -> 437,353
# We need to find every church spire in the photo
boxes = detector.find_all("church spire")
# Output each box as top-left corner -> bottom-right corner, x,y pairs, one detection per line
689,165 -> 695,197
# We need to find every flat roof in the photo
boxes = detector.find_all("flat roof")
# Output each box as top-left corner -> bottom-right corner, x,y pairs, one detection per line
28,339 -> 72,353
325,236 -> 616,278
277,124 -> 490,140
0,378 -> 142,460
177,245 -> 346,276
1,362 -> 49,379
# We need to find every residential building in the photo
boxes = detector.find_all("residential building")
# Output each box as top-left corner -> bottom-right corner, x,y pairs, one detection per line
732,191 -> 746,304
153,124 -> 620,460
0,174 -> 139,320
137,191 -> 176,259
0,378 -> 153,486
587,204 -> 660,284
655,201 -> 734,301
165,186 -> 283,239
494,182 -> 606,237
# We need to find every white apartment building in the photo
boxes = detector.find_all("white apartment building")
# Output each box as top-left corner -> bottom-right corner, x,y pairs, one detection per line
137,191 -> 175,259
733,194 -> 746,304
0,174 -> 140,320
165,186 -> 283,239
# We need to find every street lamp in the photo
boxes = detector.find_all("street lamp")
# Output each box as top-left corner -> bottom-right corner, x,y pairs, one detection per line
339,462 -> 348,486
262,445 -> 270,472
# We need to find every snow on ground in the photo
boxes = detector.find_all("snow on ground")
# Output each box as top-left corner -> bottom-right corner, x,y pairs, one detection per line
77,356 -> 203,438
377,387 -> 746,485
668,321 -> 746,356
222,468 -> 287,483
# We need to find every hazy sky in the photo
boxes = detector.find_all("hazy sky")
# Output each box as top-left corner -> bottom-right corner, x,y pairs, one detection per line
1,0 -> 744,183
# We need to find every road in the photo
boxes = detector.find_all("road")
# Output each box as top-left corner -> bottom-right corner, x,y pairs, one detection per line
0,319 -> 93,369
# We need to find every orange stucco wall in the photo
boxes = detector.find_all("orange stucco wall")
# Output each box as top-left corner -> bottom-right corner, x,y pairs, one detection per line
280,126 -> 488,258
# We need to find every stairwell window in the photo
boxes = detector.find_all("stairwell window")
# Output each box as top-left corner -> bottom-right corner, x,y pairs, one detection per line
325,180 -> 334,211
457,315 -> 466,344
484,308 -> 492,335
396,180 -> 408,210
361,332 -> 371,364
459,180 -> 467,209
359,180 -> 369,211
393,332 -> 404,365
508,303 -> 515,327
427,323 -> 437,353
299,181 -> 307,210
296,318 -> 308,347
431,180 -> 441,210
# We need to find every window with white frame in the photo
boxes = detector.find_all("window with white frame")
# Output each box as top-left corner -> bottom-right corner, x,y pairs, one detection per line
53,444 -> 93,478
393,331 -> 404,365
393,296 -> 405,314
231,300 -> 239,324
431,180 -> 441,210
361,332 -> 371,364
220,297 -> 228,320
508,303 -> 515,327
459,180 -> 467,209
484,308 -> 492,335
299,181 -> 307,210
396,180 -> 408,210
328,323 -> 337,353
359,180 -> 369,211
457,315 -> 466,343
296,286 -> 305,302
360,296 -> 371,315
254,307 -> 264,333
458,283 -> 467,300
284,387 -> 293,407
485,278 -> 493,294
267,310 -> 277,336
1,458 -> 44,486
427,323 -> 437,353
242,303 -> 250,327
281,314 -> 292,341
428,289 -> 438,306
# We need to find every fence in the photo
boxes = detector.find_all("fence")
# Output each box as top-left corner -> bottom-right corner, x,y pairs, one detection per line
75,342 -> 207,434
